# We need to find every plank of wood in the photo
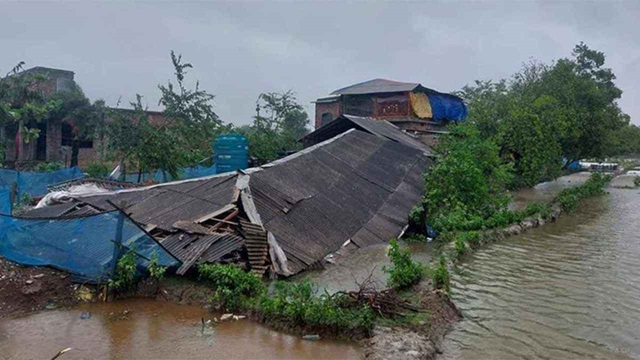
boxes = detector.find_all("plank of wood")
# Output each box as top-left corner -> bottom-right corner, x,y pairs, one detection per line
193,204 -> 237,224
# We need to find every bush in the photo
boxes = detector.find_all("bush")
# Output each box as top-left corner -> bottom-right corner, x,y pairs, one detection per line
33,161 -> 63,172
453,235 -> 466,259
424,124 -> 512,233
109,249 -> 138,291
85,161 -> 111,178
402,233 -> 427,243
556,173 -> 611,212
147,252 -> 167,282
198,264 -> 265,311
556,190 -> 578,211
408,204 -> 425,229
13,193 -> 34,213
257,280 -> 374,333
197,265 -> 375,333
633,177 -> 640,187
524,203 -> 545,217
432,255 -> 450,293
384,239 -> 425,289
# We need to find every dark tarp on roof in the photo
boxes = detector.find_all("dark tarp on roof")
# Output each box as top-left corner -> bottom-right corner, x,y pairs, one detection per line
251,130 -> 431,274
301,115 -> 432,155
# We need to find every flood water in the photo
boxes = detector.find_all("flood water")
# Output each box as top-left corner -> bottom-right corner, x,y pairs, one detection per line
0,299 -> 362,360
440,183 -> 640,359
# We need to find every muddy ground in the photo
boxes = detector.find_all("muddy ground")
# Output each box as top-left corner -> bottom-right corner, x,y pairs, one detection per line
0,256 -> 78,318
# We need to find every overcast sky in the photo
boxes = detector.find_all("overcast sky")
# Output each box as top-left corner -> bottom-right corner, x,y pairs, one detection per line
2,1 -> 638,126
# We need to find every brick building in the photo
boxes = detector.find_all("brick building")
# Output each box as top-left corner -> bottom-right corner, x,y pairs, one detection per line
314,79 -> 467,146
1,67 -> 169,168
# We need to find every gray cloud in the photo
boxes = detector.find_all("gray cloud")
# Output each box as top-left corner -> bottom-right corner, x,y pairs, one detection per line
1,1 -> 638,125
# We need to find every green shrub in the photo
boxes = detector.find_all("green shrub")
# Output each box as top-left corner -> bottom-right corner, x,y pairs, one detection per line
198,264 -> 265,311
402,233 -> 427,243
633,177 -> 640,187
257,280 -> 374,333
109,249 -> 138,291
424,125 -> 512,233
13,193 -> 34,213
556,190 -> 578,211
34,161 -> 63,172
384,239 -> 425,289
462,231 -> 481,249
85,161 -> 111,178
148,252 -> 167,281
524,203 -> 545,217
408,204 -> 425,228
453,235 -> 466,259
556,173 -> 610,212
432,255 -> 450,293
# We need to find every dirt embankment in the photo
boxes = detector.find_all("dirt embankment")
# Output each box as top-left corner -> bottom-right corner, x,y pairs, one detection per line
364,282 -> 461,360
0,257 -> 79,318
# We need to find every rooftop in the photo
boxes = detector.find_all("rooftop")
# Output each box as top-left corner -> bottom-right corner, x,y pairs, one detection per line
331,78 -> 421,96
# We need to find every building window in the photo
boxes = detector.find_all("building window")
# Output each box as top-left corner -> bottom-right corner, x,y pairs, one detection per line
61,123 -> 93,148
321,112 -> 333,126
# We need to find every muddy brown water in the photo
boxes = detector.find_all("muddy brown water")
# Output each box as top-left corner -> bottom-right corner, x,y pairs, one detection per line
0,299 -> 362,359
440,184 -> 640,359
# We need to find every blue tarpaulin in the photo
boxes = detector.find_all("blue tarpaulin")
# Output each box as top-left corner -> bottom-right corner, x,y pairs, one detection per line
121,163 -> 218,183
0,190 -> 11,215
0,211 -> 180,282
0,167 -> 84,198
428,92 -> 468,122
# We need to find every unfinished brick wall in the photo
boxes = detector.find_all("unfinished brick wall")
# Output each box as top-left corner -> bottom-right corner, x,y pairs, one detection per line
314,101 -> 342,129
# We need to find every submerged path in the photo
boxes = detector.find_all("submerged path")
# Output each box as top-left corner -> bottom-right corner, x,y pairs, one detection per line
440,182 -> 640,359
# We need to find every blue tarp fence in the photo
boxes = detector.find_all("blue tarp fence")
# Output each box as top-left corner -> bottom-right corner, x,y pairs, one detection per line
120,163 -> 218,183
0,167 -> 84,198
0,190 -> 11,215
0,211 -> 180,282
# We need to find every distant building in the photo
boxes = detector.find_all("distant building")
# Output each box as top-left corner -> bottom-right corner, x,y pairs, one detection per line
314,78 -> 467,146
1,67 -> 77,165
1,66 -> 169,168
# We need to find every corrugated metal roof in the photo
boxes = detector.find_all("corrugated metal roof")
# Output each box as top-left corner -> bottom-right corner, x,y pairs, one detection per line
331,78 -> 420,95
73,173 -> 238,231
301,115 -> 432,155
251,130 -> 431,274
24,130 -> 431,276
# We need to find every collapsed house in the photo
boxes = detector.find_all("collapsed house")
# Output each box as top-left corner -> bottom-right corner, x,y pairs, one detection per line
24,127 -> 432,277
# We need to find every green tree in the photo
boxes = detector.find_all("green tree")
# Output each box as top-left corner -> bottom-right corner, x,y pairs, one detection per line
108,51 -> 228,179
0,62 -> 59,162
238,91 -> 309,164
460,43 -> 627,187
609,124 -> 640,156
107,95 -> 187,180
423,124 -> 512,232
158,51 -> 226,164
